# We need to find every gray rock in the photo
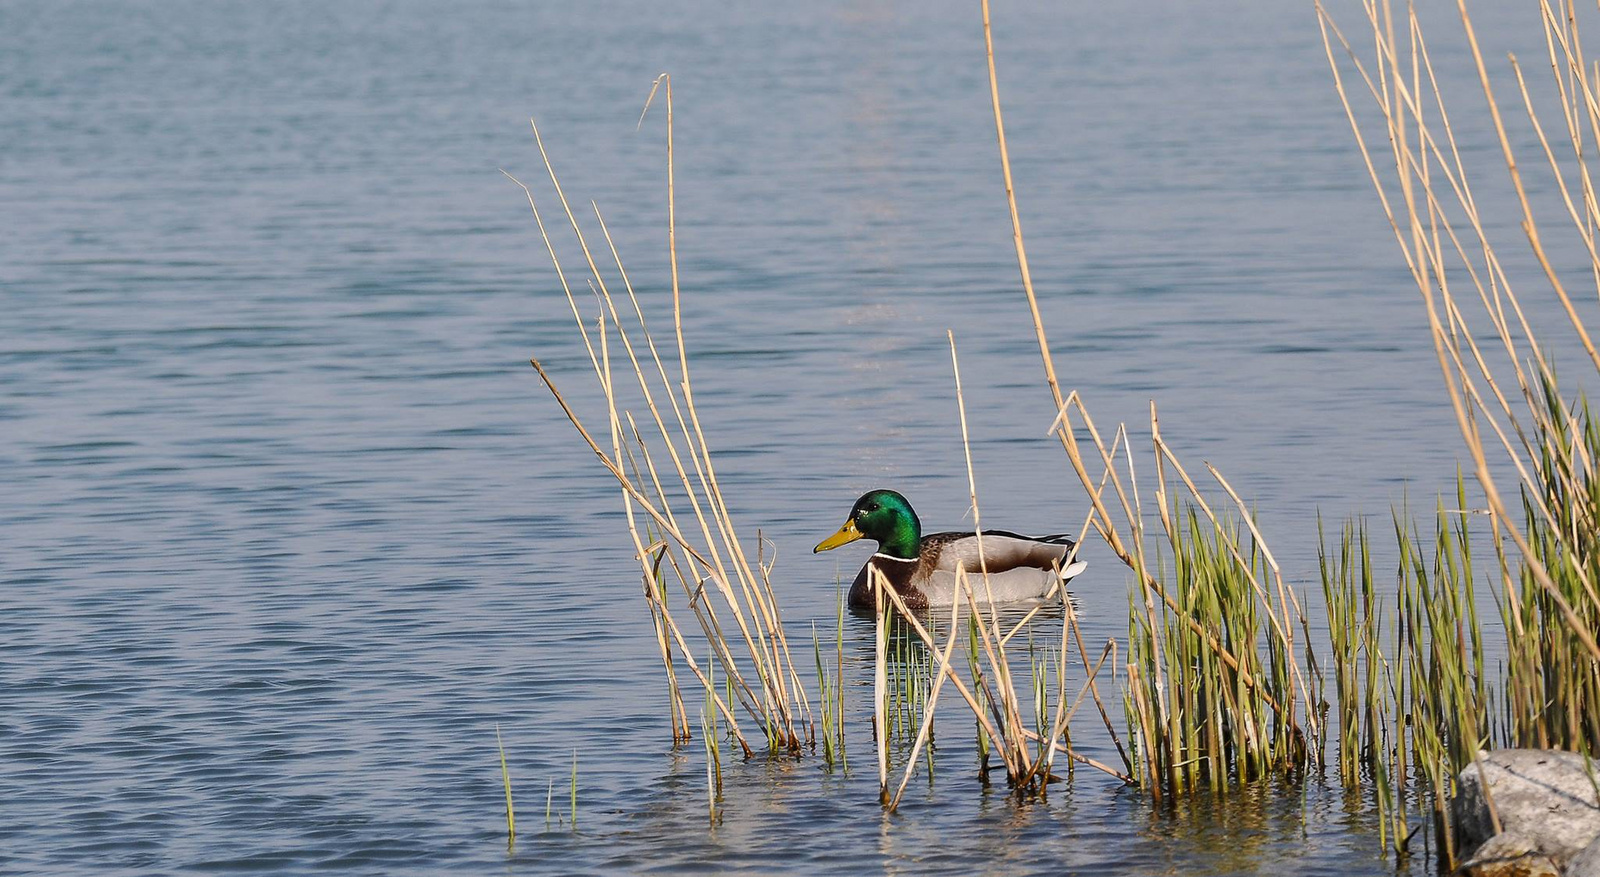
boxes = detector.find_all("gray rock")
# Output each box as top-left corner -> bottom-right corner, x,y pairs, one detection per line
1453,749 -> 1600,868
1456,832 -> 1560,877
1568,836 -> 1600,877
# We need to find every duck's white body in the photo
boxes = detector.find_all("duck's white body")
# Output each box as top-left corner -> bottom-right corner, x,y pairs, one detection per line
847,531 -> 1086,611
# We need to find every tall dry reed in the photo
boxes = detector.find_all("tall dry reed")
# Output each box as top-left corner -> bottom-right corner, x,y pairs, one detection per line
511,74 -> 810,756
979,0 -> 1321,797
1316,0 -> 1600,758
862,333 -> 1132,809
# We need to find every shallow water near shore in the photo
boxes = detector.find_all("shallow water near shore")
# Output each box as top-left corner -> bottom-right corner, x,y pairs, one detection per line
0,1 -> 1577,874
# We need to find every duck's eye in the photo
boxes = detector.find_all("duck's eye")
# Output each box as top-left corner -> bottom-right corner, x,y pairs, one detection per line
865,503 -> 879,512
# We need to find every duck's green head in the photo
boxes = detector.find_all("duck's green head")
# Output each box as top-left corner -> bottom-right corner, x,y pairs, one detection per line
813,489 -> 921,560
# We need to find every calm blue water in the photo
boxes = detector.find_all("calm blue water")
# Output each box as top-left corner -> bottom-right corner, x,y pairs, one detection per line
1,1 -> 1579,874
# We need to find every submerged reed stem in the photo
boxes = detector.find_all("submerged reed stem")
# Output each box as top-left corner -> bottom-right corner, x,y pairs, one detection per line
496,724 -> 515,849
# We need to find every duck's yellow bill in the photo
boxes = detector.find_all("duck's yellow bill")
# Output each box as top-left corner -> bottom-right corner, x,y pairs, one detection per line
813,519 -> 863,553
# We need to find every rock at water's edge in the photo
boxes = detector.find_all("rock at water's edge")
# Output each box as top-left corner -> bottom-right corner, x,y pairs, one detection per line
1454,749 -> 1600,869
1567,836 -> 1600,877
1456,831 -> 1561,877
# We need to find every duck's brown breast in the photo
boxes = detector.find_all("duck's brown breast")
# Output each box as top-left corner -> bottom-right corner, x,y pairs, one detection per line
847,555 -> 926,612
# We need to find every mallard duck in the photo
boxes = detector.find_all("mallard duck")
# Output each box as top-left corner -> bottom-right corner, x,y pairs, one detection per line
813,489 -> 1087,612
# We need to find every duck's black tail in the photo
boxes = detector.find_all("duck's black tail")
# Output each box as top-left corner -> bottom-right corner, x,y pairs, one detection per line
979,529 -> 1076,546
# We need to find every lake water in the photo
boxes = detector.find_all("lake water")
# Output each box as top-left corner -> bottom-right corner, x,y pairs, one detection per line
2,1 -> 1581,874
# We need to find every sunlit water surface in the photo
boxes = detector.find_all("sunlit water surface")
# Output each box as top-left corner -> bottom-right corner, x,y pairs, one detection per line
1,1 -> 1579,874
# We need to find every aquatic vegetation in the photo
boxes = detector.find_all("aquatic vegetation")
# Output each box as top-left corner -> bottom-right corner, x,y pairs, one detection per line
511,73 -> 810,756
1318,481 -> 1591,866
979,0 -> 1320,799
1036,395 -> 1321,798
701,657 -> 723,825
1513,375 -> 1600,752
496,724 -> 515,849
1316,0 -> 1600,709
516,102 -> 1125,799
1123,497 -> 1313,795
810,588 -> 848,772
858,335 -> 1132,808
534,750 -> 579,833
1317,0 -> 1600,866
990,0 -> 1597,860
506,6 -> 1600,873
1319,500 -> 1484,863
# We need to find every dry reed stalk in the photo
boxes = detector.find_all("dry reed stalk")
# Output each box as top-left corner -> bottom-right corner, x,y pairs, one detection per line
643,75 -> 809,736
1319,0 -> 1599,653
873,567 -> 890,804
869,567 -> 1131,787
994,425 -> 1119,651
875,578 -> 1015,772
983,0 -> 1327,783
1052,394 -> 1315,792
980,9 -> 1210,729
946,332 -> 1036,774
1310,3 -> 1600,862
531,357 -> 756,750
1318,0 -> 1600,760
864,328 -> 1039,799
513,84 -> 810,756
993,451 -> 1134,781
887,577 -> 967,810
953,332 -> 1104,789
1045,399 -> 1299,721
1071,625 -> 1133,777
866,337 -> 1131,797
619,442 -> 691,740
1039,631 -> 1117,782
